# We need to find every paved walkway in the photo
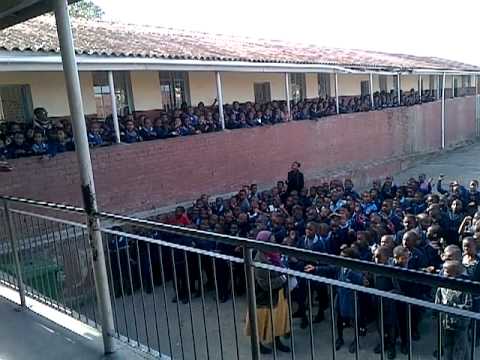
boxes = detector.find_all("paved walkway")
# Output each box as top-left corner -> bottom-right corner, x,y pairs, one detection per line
395,141 -> 480,186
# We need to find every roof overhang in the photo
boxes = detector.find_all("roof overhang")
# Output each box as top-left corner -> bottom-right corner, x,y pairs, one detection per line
0,51 -> 478,75
0,0 -> 79,30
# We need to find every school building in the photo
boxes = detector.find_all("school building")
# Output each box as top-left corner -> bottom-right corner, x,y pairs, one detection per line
1,15 -> 480,214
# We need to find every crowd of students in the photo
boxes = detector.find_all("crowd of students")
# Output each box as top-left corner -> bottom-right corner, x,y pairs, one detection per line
0,88 -> 437,160
126,164 -> 478,359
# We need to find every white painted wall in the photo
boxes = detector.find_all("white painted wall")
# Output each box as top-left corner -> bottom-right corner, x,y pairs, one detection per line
0,71 -> 96,117
337,74 -> 369,95
130,71 -> 162,110
305,73 -> 319,98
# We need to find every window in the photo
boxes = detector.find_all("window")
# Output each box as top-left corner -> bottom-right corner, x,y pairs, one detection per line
92,71 -> 133,118
289,73 -> 306,103
254,82 -> 271,104
159,71 -> 190,110
360,80 -> 370,97
452,77 -> 458,97
379,75 -> 388,92
0,85 -> 33,123
318,73 -> 331,97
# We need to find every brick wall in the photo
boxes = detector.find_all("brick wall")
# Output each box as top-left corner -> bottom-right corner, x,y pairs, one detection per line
0,97 -> 476,214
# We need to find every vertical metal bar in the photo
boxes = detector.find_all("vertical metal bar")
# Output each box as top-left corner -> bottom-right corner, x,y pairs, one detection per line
25,215 -> 41,299
215,71 -> 225,130
81,227 -> 97,326
158,246 -> 173,359
329,284 -> 336,360
145,243 -> 161,354
285,72 -> 292,119
397,74 -> 401,105
212,257 -> 225,360
441,72 -> 446,149
334,72 -> 339,114
244,248 -> 260,360
353,290 -> 360,360
158,246 -> 174,357
108,70 -> 121,144
307,280 -> 315,360
379,296 -> 385,360
48,222 -> 66,312
0,209 -> 10,285
267,271 -> 277,360
104,231 -> 119,336
69,225 -> 84,320
170,248 -> 185,360
40,219 -> 57,307
369,73 -> 374,108
113,234 -> 129,341
228,261 -> 240,360
407,304 -> 413,360
54,0 -> 115,353
134,240 -> 150,351
33,217 -> 48,303
3,201 -> 26,307
183,251 -> 197,360
437,312 -> 442,360
471,318 -> 476,360
287,275 -> 296,360
197,254 -> 210,359
125,238 -> 139,345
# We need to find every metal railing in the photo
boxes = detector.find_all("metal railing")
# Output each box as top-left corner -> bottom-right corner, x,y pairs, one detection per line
1,195 -> 480,360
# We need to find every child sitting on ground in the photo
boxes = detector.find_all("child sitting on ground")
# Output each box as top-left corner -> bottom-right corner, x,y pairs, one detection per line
31,132 -> 48,155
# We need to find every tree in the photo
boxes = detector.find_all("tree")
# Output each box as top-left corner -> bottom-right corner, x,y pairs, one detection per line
69,0 -> 104,20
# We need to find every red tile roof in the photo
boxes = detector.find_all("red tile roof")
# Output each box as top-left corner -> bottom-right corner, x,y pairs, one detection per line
0,15 -> 478,72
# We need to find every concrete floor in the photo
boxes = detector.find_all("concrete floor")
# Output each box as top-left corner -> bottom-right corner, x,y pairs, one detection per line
0,288 -> 154,360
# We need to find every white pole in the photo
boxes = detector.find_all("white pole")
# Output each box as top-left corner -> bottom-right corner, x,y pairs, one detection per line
452,75 -> 455,98
475,74 -> 478,137
476,74 -> 479,95
369,73 -> 374,108
215,71 -> 225,130
54,0 -> 115,354
418,75 -> 422,102
441,72 -> 446,149
107,71 -> 121,143
335,72 -> 339,114
284,72 -> 291,120
397,74 -> 401,105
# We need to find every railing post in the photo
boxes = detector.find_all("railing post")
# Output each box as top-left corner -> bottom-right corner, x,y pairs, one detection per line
441,72 -> 446,149
215,71 -> 225,130
334,72 -> 339,114
418,75 -> 422,102
397,73 -> 401,105
244,247 -> 260,360
369,72 -> 374,108
284,72 -> 291,120
107,71 -> 121,144
53,0 -> 115,354
3,200 -> 26,308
